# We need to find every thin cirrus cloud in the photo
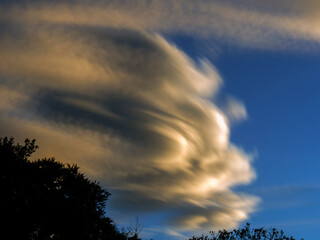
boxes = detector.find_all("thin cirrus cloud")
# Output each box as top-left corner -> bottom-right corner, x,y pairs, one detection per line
0,0 -> 267,233
2,0 -> 320,50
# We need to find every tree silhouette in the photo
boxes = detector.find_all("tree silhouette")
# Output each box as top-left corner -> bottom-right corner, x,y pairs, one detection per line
126,217 -> 143,240
0,137 -> 137,240
189,223 -> 302,240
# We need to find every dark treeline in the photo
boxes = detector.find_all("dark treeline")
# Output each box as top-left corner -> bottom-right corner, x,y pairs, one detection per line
189,223 -> 303,240
0,137 -> 301,240
0,137 -> 140,240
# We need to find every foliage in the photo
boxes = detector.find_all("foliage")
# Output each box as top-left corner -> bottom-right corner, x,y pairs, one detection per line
0,137 -> 140,240
189,223 -> 302,240
126,217 -> 143,240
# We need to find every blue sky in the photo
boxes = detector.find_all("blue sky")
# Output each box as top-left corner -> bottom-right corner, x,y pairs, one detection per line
223,51 -> 320,240
1,1 -> 320,239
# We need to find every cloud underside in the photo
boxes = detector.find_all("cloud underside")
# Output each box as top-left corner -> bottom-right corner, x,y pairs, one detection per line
0,1 -> 266,232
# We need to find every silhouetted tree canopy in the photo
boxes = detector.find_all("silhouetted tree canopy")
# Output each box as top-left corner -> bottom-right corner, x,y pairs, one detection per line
189,223 -> 302,240
0,137 -> 140,240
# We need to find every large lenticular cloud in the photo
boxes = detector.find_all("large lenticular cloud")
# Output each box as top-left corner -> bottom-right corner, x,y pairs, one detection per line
0,4 -> 258,233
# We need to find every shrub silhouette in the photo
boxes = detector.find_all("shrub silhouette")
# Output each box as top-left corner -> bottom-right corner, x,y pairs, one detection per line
0,137 -> 137,240
189,223 -> 302,240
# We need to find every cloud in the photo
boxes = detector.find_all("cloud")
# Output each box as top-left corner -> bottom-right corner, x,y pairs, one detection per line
225,97 -> 248,122
2,0 -> 320,50
0,1 -> 259,233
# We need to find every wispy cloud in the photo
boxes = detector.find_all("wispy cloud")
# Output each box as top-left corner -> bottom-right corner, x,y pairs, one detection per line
0,0 -> 266,234
2,0 -> 320,50
225,97 -> 248,123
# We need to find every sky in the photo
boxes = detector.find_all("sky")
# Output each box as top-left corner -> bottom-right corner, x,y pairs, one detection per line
0,0 -> 320,239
